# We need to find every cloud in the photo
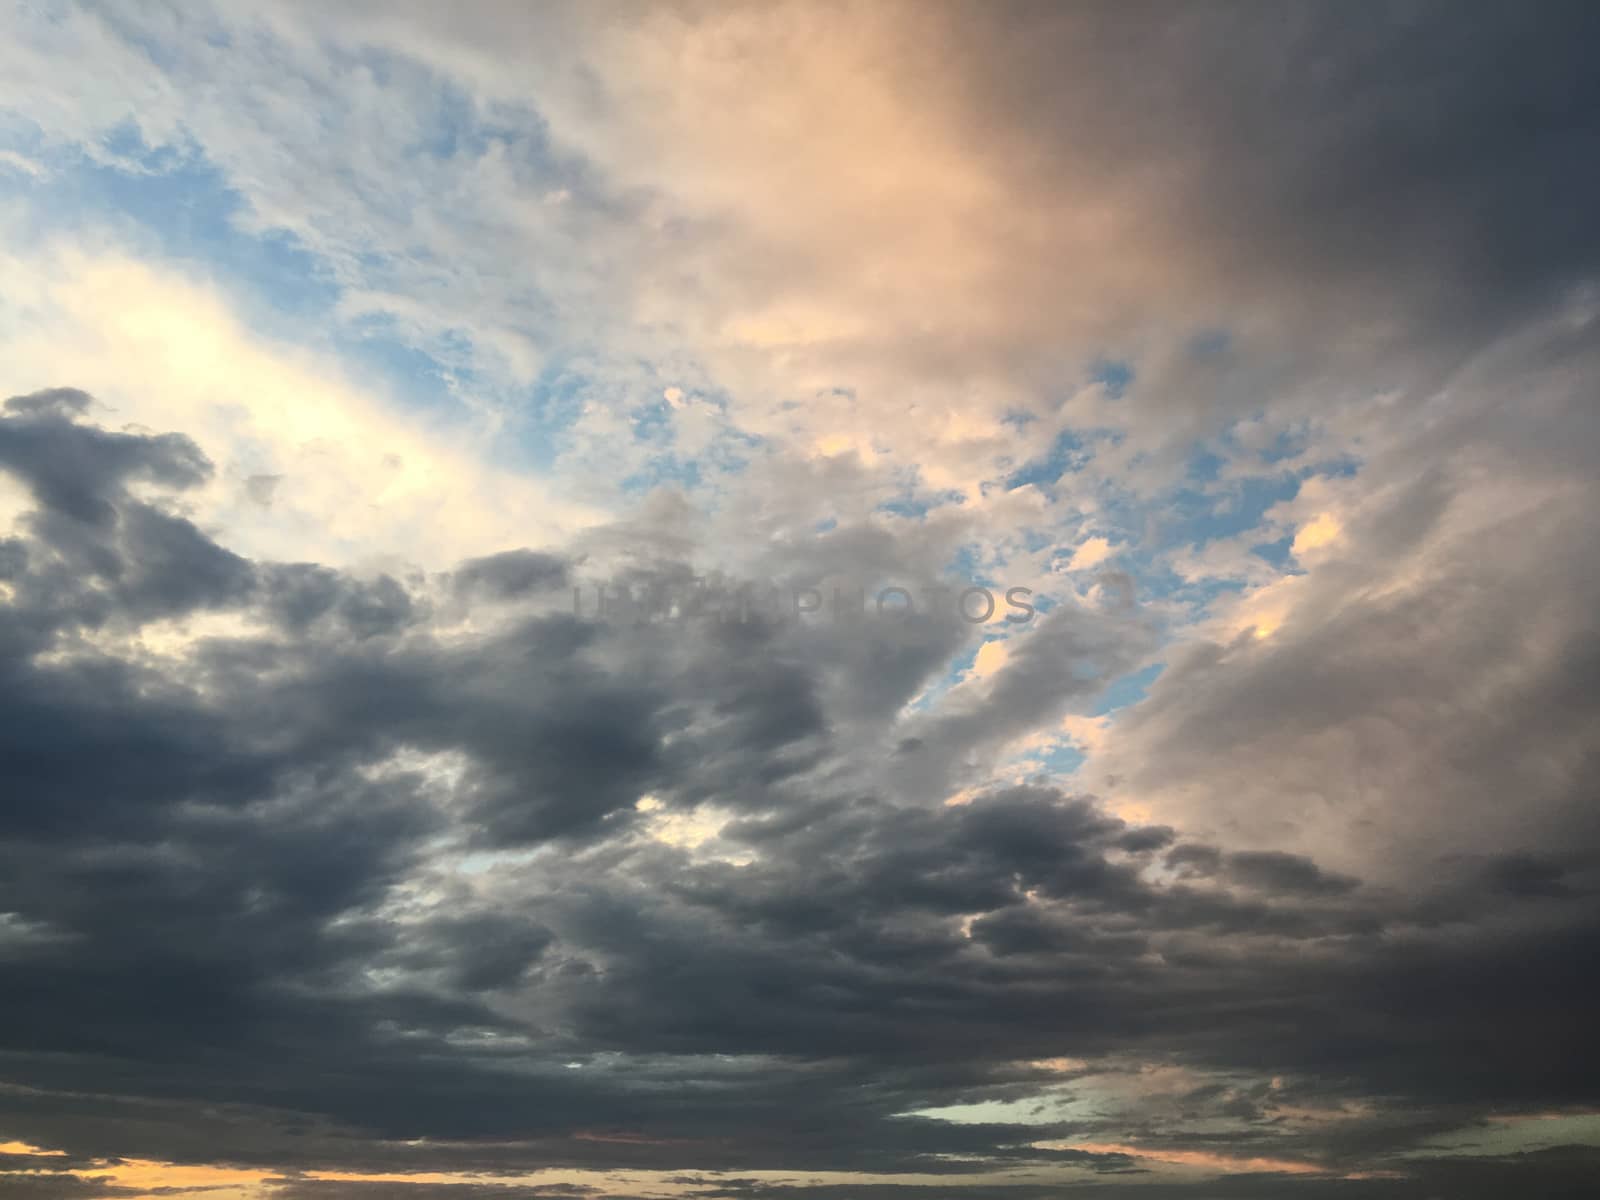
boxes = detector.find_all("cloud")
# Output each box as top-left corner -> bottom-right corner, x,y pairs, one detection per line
1065,537 -> 1115,572
0,398 -> 1594,1196
1082,310 -> 1600,879
2,3 -> 1600,1195
0,245 -> 599,566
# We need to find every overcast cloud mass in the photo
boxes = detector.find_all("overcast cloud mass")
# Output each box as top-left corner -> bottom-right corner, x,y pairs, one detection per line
1,2 -> 1598,1197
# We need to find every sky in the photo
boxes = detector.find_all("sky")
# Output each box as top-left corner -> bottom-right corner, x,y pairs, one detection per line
1,2 -> 1598,1197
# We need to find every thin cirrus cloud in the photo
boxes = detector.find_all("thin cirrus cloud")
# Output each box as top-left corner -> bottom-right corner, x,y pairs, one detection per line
1,3 -> 1599,1199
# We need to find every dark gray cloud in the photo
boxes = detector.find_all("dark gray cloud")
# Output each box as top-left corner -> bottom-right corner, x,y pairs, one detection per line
0,388 -> 212,526
0,1176 -> 138,1200
453,549 -> 571,601
1,395 -> 1598,1192
955,1 -> 1600,335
